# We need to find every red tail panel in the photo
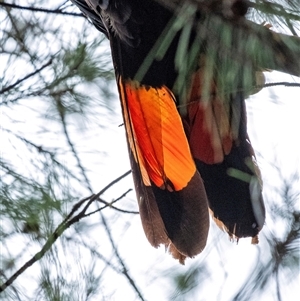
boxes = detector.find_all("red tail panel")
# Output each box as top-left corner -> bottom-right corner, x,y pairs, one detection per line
119,78 -> 196,191
185,69 -> 233,164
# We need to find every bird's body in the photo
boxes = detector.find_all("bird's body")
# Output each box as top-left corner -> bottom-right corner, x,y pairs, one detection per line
71,0 -> 265,263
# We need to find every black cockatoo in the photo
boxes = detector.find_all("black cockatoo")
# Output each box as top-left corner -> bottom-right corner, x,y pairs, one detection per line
71,0 -> 267,263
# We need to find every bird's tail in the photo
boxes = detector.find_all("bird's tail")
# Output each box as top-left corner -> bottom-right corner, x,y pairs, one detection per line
183,69 -> 265,240
118,77 -> 210,263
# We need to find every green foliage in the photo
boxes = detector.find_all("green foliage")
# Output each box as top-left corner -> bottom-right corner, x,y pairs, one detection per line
0,1 -> 121,300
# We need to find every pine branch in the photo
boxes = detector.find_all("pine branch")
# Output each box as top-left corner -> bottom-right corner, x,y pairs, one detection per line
245,20 -> 300,76
155,0 -> 300,77
0,170 -> 131,293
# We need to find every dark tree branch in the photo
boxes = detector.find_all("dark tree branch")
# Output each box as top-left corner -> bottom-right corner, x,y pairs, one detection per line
262,81 -> 300,88
0,170 -> 131,293
0,2 -> 83,17
0,271 -> 22,301
0,59 -> 52,95
92,188 -> 139,215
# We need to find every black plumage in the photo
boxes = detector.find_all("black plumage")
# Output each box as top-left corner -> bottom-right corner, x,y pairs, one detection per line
71,0 -> 266,262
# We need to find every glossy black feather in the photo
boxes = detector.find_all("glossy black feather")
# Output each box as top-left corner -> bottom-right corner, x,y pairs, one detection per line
71,0 -> 265,258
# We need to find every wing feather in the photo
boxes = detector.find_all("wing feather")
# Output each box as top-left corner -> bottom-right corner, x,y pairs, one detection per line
118,77 -> 209,263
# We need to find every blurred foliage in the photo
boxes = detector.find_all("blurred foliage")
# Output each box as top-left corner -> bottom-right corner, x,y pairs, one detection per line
0,1 -> 140,300
0,1 -> 300,301
154,0 -> 300,106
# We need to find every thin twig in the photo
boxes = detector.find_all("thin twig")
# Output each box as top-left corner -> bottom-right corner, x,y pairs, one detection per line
71,236 -> 121,274
58,106 -> 92,192
0,2 -> 83,17
262,82 -> 300,88
1,129 -> 86,185
85,188 -> 139,215
0,59 -> 52,95
58,104 -> 145,300
98,211 -> 146,301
